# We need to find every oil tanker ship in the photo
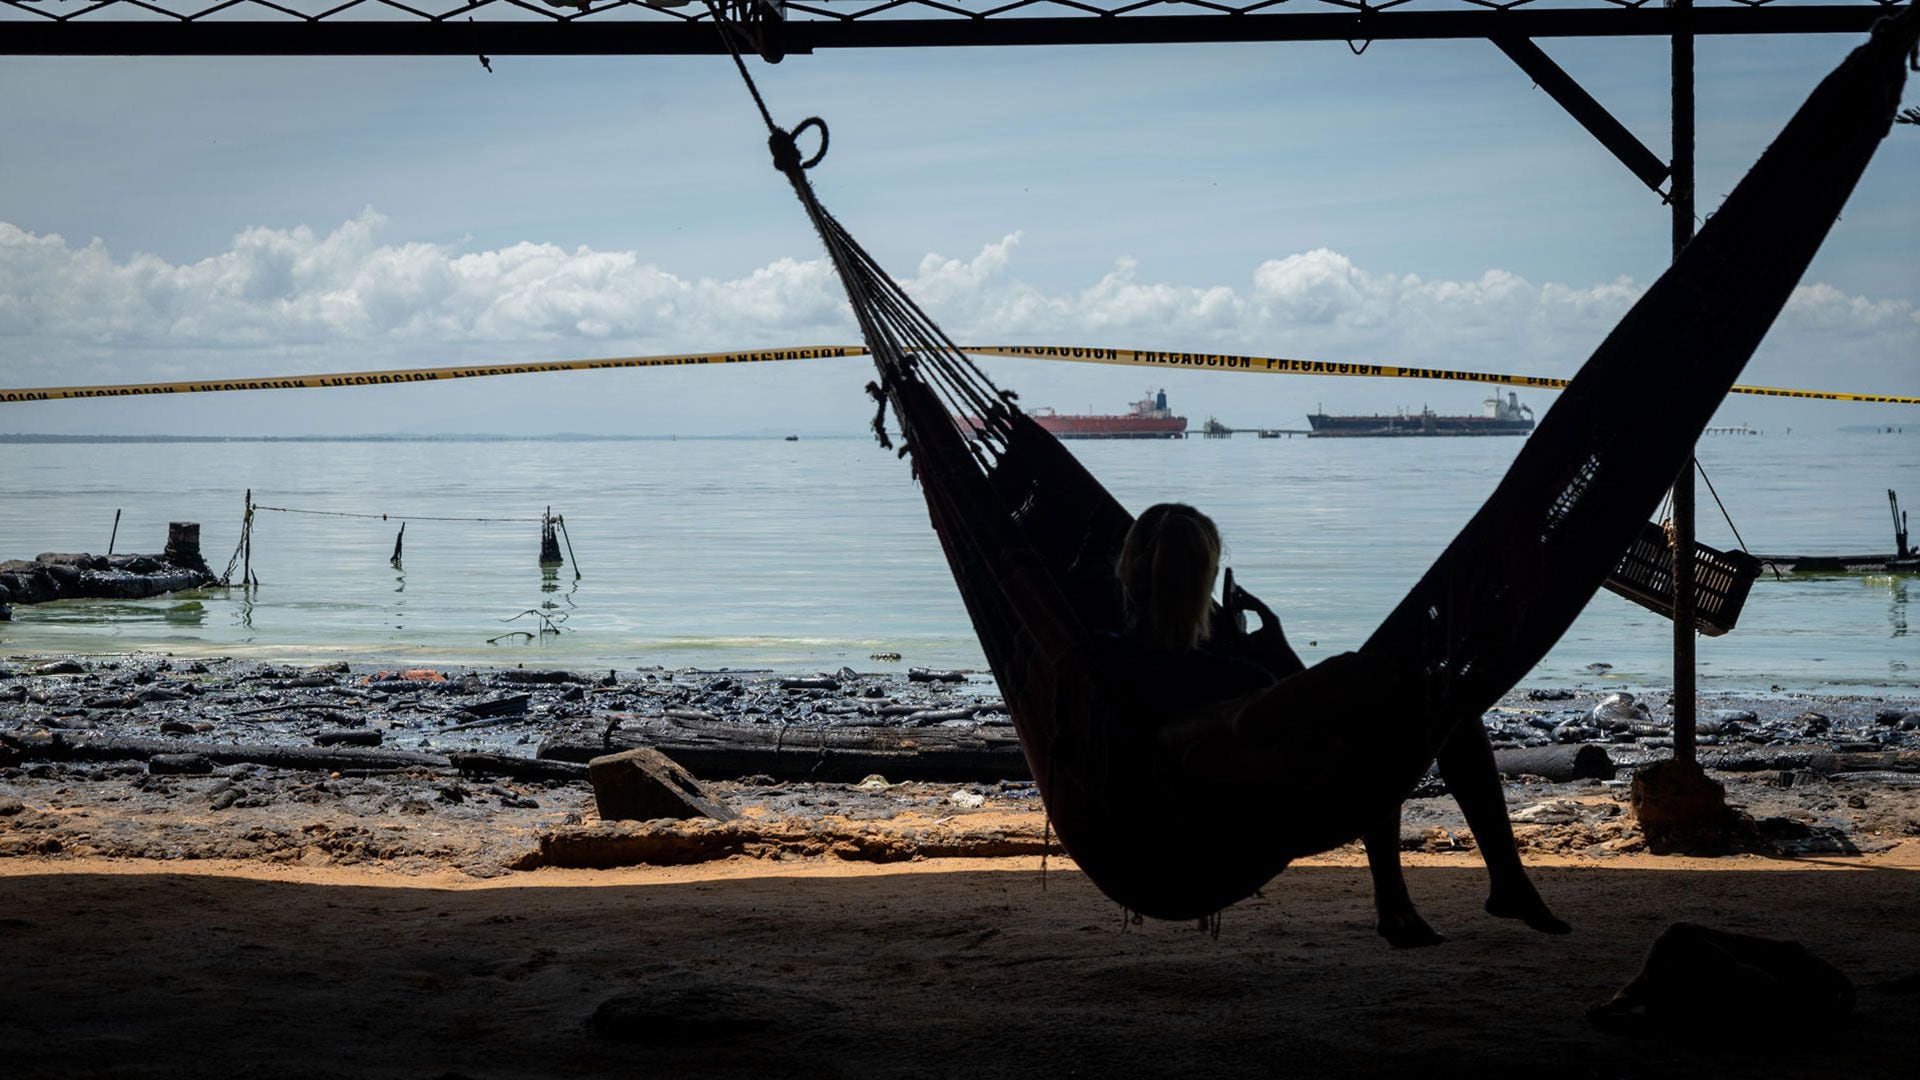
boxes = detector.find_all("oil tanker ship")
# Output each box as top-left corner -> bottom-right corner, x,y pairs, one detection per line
965,389 -> 1188,439
1307,390 -> 1535,438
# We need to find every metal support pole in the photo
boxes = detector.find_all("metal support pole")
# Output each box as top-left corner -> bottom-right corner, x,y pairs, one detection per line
1669,0 -> 1698,768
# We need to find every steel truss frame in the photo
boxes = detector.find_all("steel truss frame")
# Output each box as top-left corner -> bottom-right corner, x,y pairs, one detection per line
0,1 -> 1902,56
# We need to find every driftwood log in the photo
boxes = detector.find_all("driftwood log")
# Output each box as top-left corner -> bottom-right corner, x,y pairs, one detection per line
539,713 -> 1030,783
1,732 -> 447,773
448,751 -> 589,783
1491,745 -> 1617,782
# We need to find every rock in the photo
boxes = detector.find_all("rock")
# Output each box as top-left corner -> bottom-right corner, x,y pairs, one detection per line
1585,662 -> 1614,674
32,660 -> 85,677
908,668 -> 966,683
210,788 -> 243,811
1710,708 -> 1758,725
149,753 -> 214,776
0,798 -> 25,816
1527,688 -> 1575,701
588,748 -> 737,823
158,720 -> 196,735
778,676 -> 840,691
947,789 -> 986,808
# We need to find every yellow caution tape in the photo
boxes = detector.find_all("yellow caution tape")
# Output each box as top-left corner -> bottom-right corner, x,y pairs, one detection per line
962,346 -> 1920,404
0,346 -> 861,403
2,343 -> 1914,406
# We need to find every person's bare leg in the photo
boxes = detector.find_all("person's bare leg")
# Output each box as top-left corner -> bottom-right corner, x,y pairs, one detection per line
1364,812 -> 1444,948
1436,719 -> 1570,934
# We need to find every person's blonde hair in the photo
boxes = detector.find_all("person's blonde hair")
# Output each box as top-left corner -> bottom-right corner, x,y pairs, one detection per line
1118,503 -> 1222,652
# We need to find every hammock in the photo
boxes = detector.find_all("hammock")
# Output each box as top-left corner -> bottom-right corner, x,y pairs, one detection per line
712,7 -> 1917,920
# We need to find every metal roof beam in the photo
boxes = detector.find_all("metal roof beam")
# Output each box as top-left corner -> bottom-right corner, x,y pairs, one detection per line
0,7 -> 1897,57
1494,35 -> 1672,195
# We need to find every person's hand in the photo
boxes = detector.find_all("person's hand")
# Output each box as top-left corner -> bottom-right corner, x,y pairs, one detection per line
1229,583 -> 1278,635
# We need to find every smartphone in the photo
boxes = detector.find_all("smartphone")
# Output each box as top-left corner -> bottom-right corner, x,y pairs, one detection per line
1222,567 -> 1247,635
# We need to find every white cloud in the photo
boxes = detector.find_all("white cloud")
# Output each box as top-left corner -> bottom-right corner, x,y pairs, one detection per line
1,212 -> 1914,398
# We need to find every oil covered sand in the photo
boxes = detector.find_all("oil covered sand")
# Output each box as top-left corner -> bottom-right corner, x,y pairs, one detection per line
2,655 -> 1918,1078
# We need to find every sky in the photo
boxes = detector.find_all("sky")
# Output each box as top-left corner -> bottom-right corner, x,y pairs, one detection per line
0,24 -> 1915,436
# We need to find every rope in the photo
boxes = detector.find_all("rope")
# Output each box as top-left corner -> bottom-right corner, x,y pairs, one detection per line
253,505 -> 545,524
1693,458 -> 1751,554
704,1 -> 1022,462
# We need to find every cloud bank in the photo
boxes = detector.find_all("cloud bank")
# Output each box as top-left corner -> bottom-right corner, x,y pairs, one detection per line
2,210 -> 1914,398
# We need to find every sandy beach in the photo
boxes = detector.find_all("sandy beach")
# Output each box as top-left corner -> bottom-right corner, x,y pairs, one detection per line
3,848 -> 1918,1079
3,654 -> 1918,1077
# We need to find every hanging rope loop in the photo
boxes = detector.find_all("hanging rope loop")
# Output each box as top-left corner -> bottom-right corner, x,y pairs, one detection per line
769,117 -> 829,174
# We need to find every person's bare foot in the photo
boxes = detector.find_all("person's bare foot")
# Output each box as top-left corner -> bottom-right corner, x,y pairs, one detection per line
1485,887 -> 1572,934
1376,906 -> 1446,949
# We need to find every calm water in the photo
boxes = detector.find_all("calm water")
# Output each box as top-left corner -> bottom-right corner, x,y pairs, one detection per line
1,430 -> 1914,691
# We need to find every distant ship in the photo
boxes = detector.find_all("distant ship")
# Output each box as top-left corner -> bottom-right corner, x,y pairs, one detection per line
965,389 -> 1188,440
1307,391 -> 1535,438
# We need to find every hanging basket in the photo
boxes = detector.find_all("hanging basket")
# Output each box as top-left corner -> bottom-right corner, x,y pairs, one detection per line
1602,520 -> 1763,636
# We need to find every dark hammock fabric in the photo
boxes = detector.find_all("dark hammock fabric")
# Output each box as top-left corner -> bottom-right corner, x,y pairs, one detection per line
740,8 -> 1917,920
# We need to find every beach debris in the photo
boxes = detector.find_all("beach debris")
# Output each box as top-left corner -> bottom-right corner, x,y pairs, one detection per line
313,730 -> 383,748
587,748 -> 737,823
869,651 -> 903,662
0,534 -> 216,607
1511,799 -> 1586,825
947,789 -> 986,808
853,774 -> 894,791
497,669 -> 578,685
459,693 -> 532,720
362,669 -> 445,685
1591,692 -> 1653,728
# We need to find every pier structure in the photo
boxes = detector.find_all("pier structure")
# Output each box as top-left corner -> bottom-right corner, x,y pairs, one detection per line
1201,418 -> 1311,439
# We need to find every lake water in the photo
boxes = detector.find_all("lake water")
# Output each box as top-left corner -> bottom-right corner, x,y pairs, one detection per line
1,429 -> 1913,692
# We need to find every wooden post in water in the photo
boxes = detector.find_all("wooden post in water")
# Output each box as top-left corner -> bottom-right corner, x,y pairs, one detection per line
390,522 -> 406,568
108,509 -> 121,556
242,489 -> 253,587
539,506 -> 564,567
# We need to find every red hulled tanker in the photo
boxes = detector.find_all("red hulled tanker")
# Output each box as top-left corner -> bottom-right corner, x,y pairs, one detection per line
979,389 -> 1187,440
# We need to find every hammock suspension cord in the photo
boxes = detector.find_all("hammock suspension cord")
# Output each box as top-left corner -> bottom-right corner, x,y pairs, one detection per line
703,2 -> 1021,462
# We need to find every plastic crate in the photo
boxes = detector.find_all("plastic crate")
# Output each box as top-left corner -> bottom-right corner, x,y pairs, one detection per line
1602,520 -> 1763,636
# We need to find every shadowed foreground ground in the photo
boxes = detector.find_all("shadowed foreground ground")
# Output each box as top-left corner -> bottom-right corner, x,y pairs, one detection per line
2,855 -> 1916,1079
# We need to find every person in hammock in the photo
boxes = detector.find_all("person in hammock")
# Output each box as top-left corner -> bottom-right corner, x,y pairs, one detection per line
1113,502 -> 1570,946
